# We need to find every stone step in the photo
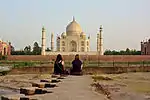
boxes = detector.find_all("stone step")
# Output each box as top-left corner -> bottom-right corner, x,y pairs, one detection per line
35,88 -> 53,94
1,94 -> 24,100
45,83 -> 57,88
1,94 -> 39,100
20,87 -> 37,95
51,74 -> 60,78
40,79 -> 51,82
20,96 -> 39,100
32,82 -> 45,88
32,82 -> 57,88
20,87 -> 52,95
40,78 -> 63,82
51,78 -> 61,83
57,77 -> 65,79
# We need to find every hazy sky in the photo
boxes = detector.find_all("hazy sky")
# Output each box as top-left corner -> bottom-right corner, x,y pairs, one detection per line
0,0 -> 150,51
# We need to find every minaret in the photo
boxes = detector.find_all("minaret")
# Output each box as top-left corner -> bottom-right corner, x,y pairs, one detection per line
51,33 -> 54,51
97,33 -> 100,51
99,25 -> 103,55
41,27 -> 46,55
97,25 -> 103,55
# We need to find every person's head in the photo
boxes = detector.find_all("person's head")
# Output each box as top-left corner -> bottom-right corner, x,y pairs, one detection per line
56,54 -> 63,61
75,54 -> 79,60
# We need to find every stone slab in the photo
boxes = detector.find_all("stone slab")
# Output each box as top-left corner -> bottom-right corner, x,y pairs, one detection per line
1,94 -> 25,100
32,82 -> 57,88
51,78 -> 61,83
32,82 -> 45,88
57,77 -> 65,79
51,74 -> 60,78
20,87 -> 37,95
40,79 -> 51,82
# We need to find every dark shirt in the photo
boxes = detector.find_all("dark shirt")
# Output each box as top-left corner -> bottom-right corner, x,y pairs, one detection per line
72,59 -> 82,72
54,60 -> 64,74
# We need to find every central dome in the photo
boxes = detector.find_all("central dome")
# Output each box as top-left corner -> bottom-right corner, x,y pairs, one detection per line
66,17 -> 82,36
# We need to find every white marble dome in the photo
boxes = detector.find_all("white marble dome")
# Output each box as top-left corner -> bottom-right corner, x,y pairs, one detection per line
66,17 -> 82,36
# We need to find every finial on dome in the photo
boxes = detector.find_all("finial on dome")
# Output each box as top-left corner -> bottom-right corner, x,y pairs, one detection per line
100,25 -> 103,30
73,16 -> 75,21
42,26 -> 45,30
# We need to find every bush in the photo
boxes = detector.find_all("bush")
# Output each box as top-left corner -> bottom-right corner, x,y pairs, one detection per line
0,55 -> 7,60
13,62 -> 35,68
2,55 -> 7,60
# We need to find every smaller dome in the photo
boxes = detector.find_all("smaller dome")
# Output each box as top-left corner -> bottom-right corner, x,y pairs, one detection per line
61,32 -> 66,38
80,32 -> 86,37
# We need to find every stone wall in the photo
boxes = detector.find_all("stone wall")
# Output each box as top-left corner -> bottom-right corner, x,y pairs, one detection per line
7,55 -> 150,62
9,66 -> 150,75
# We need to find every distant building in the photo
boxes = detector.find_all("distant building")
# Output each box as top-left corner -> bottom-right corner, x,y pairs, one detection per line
141,39 -> 150,55
41,17 -> 104,55
0,39 -> 11,55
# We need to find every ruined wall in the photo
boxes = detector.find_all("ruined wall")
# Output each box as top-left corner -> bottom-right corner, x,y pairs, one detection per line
7,55 -> 150,62
9,66 -> 150,74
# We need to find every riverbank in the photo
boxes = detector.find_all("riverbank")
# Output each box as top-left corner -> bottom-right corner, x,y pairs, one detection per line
1,73 -> 150,100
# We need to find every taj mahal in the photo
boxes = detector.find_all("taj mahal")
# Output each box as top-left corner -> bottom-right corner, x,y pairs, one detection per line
41,17 -> 103,55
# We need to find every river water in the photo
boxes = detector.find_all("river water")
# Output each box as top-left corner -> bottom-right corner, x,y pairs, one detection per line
0,88 -> 19,100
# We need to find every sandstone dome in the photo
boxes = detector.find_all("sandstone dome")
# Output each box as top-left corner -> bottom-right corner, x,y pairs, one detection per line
66,17 -> 82,36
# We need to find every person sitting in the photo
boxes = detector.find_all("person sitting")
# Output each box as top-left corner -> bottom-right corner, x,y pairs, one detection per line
53,54 -> 64,75
70,54 -> 83,75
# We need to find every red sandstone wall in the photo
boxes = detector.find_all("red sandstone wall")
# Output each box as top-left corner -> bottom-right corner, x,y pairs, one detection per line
7,55 -> 150,62
9,66 -> 150,74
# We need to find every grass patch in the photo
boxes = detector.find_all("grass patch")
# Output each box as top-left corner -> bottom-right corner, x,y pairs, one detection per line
125,81 -> 150,93
92,75 -> 113,82
13,62 -> 35,68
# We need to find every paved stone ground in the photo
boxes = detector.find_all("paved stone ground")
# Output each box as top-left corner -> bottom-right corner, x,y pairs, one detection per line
32,75 -> 108,100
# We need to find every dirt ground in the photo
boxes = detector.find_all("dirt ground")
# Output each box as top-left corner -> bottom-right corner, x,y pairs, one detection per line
0,73 -> 150,100
92,72 -> 150,100
0,74 -> 50,96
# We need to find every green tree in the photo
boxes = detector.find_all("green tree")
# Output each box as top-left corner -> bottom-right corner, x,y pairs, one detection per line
104,50 -> 112,55
24,45 -> 32,55
11,50 -> 25,55
104,48 -> 141,55
32,42 -> 41,55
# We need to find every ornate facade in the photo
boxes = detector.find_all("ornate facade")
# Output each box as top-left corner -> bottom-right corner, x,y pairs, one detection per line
41,17 -> 103,55
56,17 -> 90,52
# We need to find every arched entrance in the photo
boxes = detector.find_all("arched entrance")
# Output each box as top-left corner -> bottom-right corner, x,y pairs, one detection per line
70,41 -> 77,52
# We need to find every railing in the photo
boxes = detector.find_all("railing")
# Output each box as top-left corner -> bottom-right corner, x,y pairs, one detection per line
63,60 -> 150,68
0,60 -> 150,68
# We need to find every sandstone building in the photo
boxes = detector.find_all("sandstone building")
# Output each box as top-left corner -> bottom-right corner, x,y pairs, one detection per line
0,39 -> 11,55
141,39 -> 150,55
